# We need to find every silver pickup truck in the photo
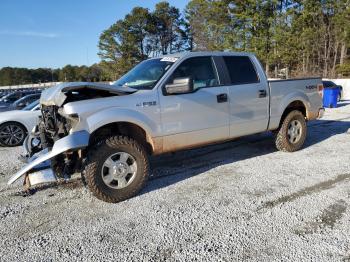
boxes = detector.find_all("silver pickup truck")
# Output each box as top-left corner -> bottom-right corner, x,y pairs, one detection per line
8,52 -> 324,203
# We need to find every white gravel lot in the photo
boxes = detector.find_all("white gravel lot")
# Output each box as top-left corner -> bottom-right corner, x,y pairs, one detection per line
1,103 -> 350,261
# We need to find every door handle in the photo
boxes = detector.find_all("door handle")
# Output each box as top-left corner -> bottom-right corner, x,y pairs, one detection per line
217,93 -> 228,103
258,89 -> 267,98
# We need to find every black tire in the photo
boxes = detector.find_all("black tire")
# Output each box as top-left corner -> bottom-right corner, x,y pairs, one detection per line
84,136 -> 149,203
274,110 -> 307,152
0,122 -> 27,147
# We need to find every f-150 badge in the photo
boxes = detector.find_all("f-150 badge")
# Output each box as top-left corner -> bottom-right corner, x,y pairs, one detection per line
136,101 -> 157,107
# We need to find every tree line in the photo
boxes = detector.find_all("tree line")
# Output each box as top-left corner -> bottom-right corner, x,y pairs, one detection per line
0,64 -> 108,86
188,0 -> 350,78
98,1 -> 190,80
99,0 -> 350,79
1,0 -> 349,86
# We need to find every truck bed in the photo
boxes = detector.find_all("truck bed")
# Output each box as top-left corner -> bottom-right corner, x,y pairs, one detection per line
267,77 -> 323,130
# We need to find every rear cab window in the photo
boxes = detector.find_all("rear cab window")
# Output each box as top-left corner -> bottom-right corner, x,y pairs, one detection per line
223,56 -> 259,85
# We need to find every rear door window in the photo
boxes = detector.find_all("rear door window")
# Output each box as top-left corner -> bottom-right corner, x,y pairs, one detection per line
223,56 -> 259,85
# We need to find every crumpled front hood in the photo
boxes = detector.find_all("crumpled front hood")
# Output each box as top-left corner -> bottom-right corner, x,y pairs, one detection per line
40,82 -> 137,106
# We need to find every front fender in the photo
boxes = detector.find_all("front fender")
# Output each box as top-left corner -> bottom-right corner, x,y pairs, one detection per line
84,108 -> 159,137
8,130 -> 89,185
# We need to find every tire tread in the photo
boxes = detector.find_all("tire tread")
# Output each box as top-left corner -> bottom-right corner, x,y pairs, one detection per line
84,135 -> 149,203
275,110 -> 307,152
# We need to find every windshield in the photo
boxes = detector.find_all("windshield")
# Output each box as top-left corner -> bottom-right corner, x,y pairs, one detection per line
22,100 -> 39,111
13,94 -> 35,106
113,58 -> 177,90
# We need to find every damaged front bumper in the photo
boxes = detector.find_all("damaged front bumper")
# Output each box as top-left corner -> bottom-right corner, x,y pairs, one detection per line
8,130 -> 90,186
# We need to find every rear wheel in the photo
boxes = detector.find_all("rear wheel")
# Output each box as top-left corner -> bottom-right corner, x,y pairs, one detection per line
274,110 -> 307,152
84,136 -> 149,203
0,122 -> 27,147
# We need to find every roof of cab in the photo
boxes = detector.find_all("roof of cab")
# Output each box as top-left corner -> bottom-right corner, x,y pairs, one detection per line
157,51 -> 255,59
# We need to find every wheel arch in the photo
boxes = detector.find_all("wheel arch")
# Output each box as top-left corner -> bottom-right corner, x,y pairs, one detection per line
88,121 -> 157,155
278,100 -> 307,128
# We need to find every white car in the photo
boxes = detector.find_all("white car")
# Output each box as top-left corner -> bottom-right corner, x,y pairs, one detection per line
0,100 -> 40,147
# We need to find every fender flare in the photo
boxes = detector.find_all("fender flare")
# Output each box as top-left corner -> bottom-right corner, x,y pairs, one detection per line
85,108 -> 158,138
278,91 -> 311,118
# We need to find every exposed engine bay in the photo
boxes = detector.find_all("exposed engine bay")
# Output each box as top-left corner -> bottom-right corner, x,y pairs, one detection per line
38,105 -> 75,179
25,83 -> 136,181
41,87 -> 130,144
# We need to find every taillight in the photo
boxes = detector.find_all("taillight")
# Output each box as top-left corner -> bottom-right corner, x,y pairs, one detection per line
317,84 -> 324,97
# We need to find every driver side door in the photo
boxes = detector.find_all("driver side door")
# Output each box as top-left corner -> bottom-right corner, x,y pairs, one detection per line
158,56 -> 230,152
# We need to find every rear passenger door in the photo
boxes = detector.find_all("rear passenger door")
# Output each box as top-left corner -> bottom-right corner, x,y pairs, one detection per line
223,55 -> 269,137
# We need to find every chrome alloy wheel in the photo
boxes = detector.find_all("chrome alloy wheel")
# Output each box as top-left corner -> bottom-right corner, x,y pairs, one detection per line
287,119 -> 302,144
101,152 -> 137,189
0,124 -> 25,146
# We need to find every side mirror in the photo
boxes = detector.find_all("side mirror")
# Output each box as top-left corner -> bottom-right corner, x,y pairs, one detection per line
165,77 -> 193,95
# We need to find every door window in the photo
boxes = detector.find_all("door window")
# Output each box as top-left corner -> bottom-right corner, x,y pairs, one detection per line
169,57 -> 219,90
223,56 -> 259,85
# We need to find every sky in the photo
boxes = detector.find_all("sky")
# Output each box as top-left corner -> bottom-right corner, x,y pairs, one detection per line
0,0 -> 189,69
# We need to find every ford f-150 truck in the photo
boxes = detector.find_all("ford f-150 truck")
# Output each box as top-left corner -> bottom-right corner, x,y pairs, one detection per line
8,52 -> 324,203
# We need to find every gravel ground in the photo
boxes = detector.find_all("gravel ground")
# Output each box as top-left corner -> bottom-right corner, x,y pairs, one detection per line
1,103 -> 350,261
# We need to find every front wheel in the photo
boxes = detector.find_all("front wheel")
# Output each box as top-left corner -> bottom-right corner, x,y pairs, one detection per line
274,110 -> 307,152
84,136 -> 149,203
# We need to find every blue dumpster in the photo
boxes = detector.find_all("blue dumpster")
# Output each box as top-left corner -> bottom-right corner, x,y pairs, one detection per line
323,87 -> 340,108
